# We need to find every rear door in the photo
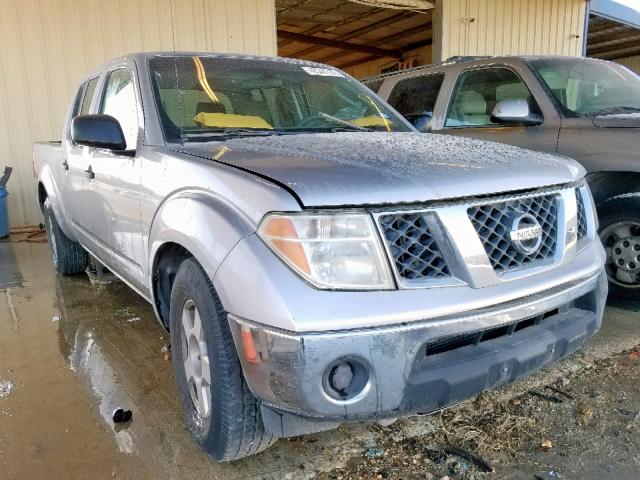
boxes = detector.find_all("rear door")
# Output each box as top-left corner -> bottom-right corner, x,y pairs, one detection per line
63,76 -> 99,235
436,64 -> 560,153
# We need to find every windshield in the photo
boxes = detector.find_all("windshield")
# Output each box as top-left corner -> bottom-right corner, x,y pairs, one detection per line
148,56 -> 410,142
528,58 -> 640,117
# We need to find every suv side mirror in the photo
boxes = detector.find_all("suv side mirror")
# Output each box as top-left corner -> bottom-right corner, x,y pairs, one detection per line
71,114 -> 127,151
490,99 -> 542,126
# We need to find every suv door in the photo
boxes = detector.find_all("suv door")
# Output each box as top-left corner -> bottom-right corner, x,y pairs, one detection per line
86,66 -> 145,289
438,66 -> 560,153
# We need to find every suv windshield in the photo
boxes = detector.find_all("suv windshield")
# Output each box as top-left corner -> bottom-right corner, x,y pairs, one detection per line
529,58 -> 640,117
148,56 -> 410,142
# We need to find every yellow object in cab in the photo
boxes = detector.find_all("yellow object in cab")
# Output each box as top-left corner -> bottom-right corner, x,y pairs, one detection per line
193,112 -> 273,129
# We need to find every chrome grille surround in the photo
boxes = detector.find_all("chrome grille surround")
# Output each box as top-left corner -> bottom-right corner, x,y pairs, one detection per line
467,193 -> 559,273
373,184 -> 589,289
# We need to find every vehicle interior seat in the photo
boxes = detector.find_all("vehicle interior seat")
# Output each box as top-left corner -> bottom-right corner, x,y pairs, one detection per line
457,91 -> 491,125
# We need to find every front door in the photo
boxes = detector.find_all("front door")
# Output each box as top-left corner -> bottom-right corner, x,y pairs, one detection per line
86,66 -> 145,289
437,66 -> 559,154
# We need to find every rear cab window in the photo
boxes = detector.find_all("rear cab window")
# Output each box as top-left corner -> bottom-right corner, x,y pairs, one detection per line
445,67 -> 542,128
80,77 -> 99,116
387,73 -> 444,130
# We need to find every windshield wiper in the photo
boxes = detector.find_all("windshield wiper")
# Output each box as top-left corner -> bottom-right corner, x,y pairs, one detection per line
590,106 -> 640,116
317,112 -> 373,132
180,128 -> 279,141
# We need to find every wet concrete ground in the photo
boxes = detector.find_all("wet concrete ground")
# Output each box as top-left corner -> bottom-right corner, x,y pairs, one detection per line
0,233 -> 639,479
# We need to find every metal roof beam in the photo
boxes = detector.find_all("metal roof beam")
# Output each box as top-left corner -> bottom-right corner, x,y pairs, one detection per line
277,29 -> 402,58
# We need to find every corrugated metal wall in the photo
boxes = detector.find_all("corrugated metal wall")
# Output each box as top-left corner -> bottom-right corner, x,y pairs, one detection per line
614,55 -> 640,74
436,0 -> 586,61
0,0 -> 277,229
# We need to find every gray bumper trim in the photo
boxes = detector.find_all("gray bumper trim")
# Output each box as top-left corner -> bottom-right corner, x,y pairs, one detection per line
228,270 -> 607,435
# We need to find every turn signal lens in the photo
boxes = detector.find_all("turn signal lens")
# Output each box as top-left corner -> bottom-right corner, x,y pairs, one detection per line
258,213 -> 394,290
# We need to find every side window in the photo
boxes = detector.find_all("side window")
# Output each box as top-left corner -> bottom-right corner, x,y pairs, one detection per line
362,78 -> 384,93
80,77 -> 99,116
445,68 -> 541,127
100,69 -> 138,150
387,74 -> 444,129
70,84 -> 86,119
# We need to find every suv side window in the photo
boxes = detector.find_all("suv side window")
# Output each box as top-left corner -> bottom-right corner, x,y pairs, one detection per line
445,68 -> 541,127
100,68 -> 138,150
80,77 -> 99,116
387,73 -> 444,130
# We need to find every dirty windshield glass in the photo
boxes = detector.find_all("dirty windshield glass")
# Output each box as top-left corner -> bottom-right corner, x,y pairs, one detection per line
529,58 -> 640,117
148,56 -> 410,142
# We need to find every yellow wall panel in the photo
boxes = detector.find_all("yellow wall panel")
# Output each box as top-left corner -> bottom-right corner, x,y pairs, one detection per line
0,0 -> 276,228
437,0 -> 586,61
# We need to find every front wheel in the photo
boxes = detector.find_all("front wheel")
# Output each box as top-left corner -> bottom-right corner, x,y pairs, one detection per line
169,258 -> 274,461
598,195 -> 640,301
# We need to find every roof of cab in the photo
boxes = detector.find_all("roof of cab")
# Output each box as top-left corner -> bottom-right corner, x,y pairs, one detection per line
83,51 -> 336,79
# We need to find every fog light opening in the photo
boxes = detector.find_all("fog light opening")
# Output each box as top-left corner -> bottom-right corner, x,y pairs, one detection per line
323,358 -> 369,401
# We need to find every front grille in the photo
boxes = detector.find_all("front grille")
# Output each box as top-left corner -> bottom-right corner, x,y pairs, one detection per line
468,194 -> 558,273
424,308 -> 559,357
576,189 -> 588,241
379,213 -> 450,280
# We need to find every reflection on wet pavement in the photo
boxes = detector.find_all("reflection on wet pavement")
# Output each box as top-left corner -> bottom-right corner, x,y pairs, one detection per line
0,239 -> 379,479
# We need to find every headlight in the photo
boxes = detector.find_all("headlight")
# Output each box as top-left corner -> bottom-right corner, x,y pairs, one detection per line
258,212 -> 395,290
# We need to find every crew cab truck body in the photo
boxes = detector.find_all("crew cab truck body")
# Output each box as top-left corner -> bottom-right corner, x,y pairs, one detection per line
34,52 -> 607,461
365,56 -> 640,301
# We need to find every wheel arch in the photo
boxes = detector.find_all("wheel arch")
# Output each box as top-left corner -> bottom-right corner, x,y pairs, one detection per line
148,190 -> 256,329
585,171 -> 640,208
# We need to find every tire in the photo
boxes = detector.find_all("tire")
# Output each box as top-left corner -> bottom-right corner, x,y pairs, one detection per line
169,258 -> 274,461
598,195 -> 640,301
43,199 -> 89,276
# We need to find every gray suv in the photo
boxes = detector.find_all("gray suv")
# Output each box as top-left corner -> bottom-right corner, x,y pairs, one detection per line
366,56 -> 640,301
34,53 -> 606,461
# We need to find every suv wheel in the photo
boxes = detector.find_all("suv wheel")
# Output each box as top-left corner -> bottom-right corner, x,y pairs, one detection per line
43,199 -> 89,275
169,258 -> 274,461
598,195 -> 640,301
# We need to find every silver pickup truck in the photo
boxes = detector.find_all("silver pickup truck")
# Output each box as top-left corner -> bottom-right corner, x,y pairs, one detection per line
34,52 -> 606,461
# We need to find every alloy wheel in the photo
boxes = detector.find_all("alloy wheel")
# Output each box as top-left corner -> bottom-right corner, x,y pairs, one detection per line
180,299 -> 212,419
600,221 -> 640,289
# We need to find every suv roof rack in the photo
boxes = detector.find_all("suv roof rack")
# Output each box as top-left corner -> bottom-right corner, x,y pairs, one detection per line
360,55 -> 494,83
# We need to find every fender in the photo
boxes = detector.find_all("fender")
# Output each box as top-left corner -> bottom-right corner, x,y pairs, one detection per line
38,164 -> 79,242
148,189 -> 257,294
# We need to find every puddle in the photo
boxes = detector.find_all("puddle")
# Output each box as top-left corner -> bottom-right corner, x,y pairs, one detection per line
0,379 -> 14,398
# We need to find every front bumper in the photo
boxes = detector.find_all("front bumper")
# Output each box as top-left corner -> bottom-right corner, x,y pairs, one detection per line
228,270 -> 607,437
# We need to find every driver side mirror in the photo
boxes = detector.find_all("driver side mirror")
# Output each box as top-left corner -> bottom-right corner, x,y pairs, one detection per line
71,114 -> 127,151
490,99 -> 542,126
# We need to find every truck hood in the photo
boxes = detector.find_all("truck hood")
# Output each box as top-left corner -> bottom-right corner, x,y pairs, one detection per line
591,113 -> 640,128
179,132 -> 584,207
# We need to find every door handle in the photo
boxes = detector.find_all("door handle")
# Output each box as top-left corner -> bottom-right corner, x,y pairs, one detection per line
84,166 -> 95,180
61,159 -> 69,172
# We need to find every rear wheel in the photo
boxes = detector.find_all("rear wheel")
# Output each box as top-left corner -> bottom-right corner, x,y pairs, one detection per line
169,258 -> 274,461
43,199 -> 88,276
598,196 -> 640,301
